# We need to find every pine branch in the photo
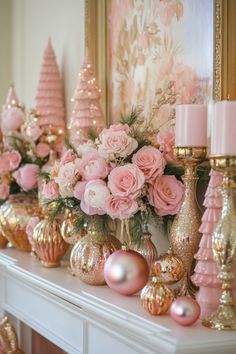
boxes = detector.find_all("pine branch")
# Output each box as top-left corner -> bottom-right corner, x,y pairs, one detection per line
120,107 -> 142,126
38,171 -> 51,182
64,136 -> 79,157
129,212 -> 143,244
87,128 -> 98,142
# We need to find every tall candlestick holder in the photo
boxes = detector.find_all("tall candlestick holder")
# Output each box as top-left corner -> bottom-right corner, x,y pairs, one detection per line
169,146 -> 207,297
202,155 -> 236,330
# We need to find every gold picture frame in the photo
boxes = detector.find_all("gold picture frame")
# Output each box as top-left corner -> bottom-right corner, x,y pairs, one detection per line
87,0 -> 236,123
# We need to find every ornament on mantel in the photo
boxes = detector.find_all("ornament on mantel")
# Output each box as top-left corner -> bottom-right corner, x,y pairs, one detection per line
191,169 -> 236,318
0,316 -> 25,353
68,53 -> 105,146
170,296 -> 200,326
35,38 -> 66,134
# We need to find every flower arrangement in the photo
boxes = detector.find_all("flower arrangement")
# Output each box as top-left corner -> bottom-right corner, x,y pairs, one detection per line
0,104 -> 64,204
42,109 -> 184,242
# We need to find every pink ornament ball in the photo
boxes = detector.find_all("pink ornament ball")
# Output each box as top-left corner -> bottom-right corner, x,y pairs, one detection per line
104,248 -> 149,296
170,296 -> 200,326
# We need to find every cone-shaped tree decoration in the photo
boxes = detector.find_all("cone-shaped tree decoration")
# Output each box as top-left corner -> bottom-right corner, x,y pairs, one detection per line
191,169 -> 236,318
35,38 -> 65,133
1,84 -> 25,136
69,55 -> 105,146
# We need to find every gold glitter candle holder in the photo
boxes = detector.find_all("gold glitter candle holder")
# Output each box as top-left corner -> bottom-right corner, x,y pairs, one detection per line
202,155 -> 236,330
169,146 -> 207,297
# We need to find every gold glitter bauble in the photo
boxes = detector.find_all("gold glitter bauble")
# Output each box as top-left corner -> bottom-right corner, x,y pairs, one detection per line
0,194 -> 40,252
33,218 -> 69,267
70,226 -> 121,285
151,251 -> 185,284
0,316 -> 25,353
141,278 -> 174,315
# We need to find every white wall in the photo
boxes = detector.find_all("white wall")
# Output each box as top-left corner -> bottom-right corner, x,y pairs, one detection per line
0,0 -> 85,120
0,0 -> 12,107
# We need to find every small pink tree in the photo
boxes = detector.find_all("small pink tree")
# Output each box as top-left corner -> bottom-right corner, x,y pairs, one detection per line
35,38 -> 65,133
69,55 -> 105,146
192,169 -> 236,318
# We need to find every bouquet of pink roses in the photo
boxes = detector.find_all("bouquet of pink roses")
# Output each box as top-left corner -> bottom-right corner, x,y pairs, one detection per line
42,110 -> 184,241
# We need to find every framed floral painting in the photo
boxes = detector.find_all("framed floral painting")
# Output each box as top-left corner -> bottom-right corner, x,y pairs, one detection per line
87,0 -> 236,125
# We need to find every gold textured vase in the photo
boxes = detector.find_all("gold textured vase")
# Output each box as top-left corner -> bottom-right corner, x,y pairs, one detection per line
202,156 -> 236,330
0,193 -> 40,252
70,224 -> 122,285
61,210 -> 86,245
0,316 -> 24,354
169,147 -> 207,297
33,217 -> 69,267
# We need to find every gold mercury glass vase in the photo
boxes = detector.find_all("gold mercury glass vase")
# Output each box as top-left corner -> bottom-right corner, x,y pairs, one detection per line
169,147 -> 207,297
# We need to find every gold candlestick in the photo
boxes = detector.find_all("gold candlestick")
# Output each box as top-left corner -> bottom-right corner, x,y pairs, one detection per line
202,155 -> 236,330
169,146 -> 207,297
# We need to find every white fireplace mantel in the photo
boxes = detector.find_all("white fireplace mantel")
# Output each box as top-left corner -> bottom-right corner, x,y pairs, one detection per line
0,248 -> 236,354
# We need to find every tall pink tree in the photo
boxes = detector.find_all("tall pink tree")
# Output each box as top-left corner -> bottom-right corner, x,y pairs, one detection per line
35,38 -> 65,134
192,169 -> 236,318
69,55 -> 105,146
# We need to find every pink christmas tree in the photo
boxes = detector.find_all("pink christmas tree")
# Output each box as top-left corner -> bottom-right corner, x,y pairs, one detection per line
192,169 -> 236,318
35,38 -> 65,133
69,55 -> 105,146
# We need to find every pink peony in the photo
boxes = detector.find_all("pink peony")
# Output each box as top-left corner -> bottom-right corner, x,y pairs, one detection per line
36,142 -> 50,158
84,179 -> 110,210
8,150 -> 22,170
108,163 -> 145,199
0,183 -> 10,200
157,130 -> 176,163
74,181 -> 87,200
132,146 -> 166,181
98,126 -> 138,159
13,164 -> 40,191
148,175 -> 184,216
26,216 -> 41,244
60,149 -> 76,165
76,151 -> 109,181
42,180 -> 59,200
28,124 -> 42,141
74,180 -> 106,216
1,107 -> 24,132
105,195 -> 138,220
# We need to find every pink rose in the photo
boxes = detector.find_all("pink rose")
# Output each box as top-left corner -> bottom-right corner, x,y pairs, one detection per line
13,164 -> 40,191
0,155 -> 10,174
36,142 -> 50,158
99,124 -> 130,138
98,127 -> 138,159
26,216 -> 41,244
74,181 -> 87,200
105,195 -> 138,220
42,180 -> 59,200
7,150 -> 22,170
28,124 -> 42,141
0,183 -> 10,200
108,163 -> 145,199
148,175 -> 184,216
157,130 -> 175,163
132,146 -> 166,181
60,149 -> 76,165
1,107 -> 24,132
76,151 -> 109,181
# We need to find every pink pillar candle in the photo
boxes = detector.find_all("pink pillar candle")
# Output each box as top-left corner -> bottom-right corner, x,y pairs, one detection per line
211,101 -> 236,155
175,104 -> 208,147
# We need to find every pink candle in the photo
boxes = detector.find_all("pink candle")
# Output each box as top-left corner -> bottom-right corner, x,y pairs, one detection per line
211,101 -> 236,155
175,104 -> 207,147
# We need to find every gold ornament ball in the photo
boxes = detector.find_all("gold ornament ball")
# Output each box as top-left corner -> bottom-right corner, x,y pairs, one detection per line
141,278 -> 174,315
61,210 -> 86,245
151,251 -> 185,284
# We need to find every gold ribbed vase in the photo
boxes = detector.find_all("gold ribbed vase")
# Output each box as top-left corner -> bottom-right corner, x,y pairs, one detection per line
70,225 -> 121,285
33,218 -> 69,267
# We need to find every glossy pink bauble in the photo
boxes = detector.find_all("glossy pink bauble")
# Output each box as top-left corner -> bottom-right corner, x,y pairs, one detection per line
170,296 -> 200,326
104,248 -> 149,296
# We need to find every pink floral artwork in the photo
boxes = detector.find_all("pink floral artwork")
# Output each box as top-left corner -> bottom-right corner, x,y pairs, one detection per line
108,0 -> 213,125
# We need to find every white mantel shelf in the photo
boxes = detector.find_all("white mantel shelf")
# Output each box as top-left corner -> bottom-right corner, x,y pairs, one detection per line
0,249 -> 236,354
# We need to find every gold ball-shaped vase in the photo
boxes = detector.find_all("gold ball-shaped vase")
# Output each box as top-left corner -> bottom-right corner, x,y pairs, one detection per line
70,227 -> 122,285
0,194 -> 40,252
33,218 -> 69,267
61,210 -> 86,245
141,278 -> 174,315
131,231 -> 158,271
151,251 -> 185,284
